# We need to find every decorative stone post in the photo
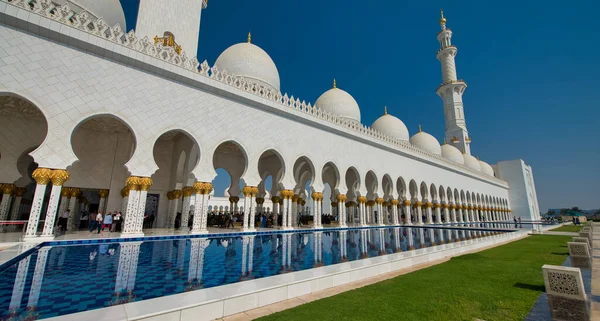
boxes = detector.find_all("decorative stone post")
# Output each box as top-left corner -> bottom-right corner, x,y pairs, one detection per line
542,264 -> 589,321
434,203 -> 442,224
180,186 -> 194,230
271,196 -> 279,228
402,200 -> 412,225
9,187 -> 26,221
120,187 -> 129,219
191,182 -> 212,234
40,170 -> 70,238
358,196 -> 367,226
122,177 -> 141,235
67,188 -> 81,231
414,201 -> 423,225
375,198 -> 384,226
390,199 -> 399,225
337,194 -> 347,227
0,183 -> 16,221
170,190 -> 181,228
568,242 -> 591,269
134,177 -> 152,232
98,189 -> 109,214
291,195 -> 299,227
24,168 -> 52,239
425,202 -> 433,224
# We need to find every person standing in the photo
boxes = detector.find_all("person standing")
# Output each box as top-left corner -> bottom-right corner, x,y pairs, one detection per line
113,212 -> 122,232
95,211 -> 103,234
88,212 -> 97,234
101,212 -> 112,235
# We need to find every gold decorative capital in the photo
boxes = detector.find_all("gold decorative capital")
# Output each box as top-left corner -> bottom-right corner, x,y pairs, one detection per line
229,196 -> 240,203
336,194 -> 347,202
271,196 -> 280,203
183,186 -> 195,196
98,189 -> 110,198
291,195 -> 299,202
14,187 -> 26,197
70,188 -> 81,198
425,202 -> 433,208
442,204 -> 449,209
366,200 -> 375,207
166,191 -> 174,200
357,196 -> 367,204
391,199 -> 399,205
50,169 -> 70,186
172,189 -> 182,198
403,199 -> 411,206
256,197 -> 265,204
346,201 -> 356,207
120,187 -> 130,198
331,202 -> 338,207
138,177 -> 153,191
61,187 -> 72,197
375,197 -> 384,204
1,183 -> 15,195
32,168 -> 52,185
126,176 -> 141,191
414,201 -> 423,207
434,203 -> 441,208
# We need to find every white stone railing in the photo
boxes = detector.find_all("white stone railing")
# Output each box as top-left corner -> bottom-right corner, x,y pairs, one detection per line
2,0 -> 506,186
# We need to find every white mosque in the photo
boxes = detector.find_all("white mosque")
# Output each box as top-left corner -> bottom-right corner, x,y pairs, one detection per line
0,0 -> 541,241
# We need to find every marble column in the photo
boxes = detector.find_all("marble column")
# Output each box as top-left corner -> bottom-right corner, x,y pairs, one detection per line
120,187 -> 129,219
180,186 -> 194,230
403,200 -> 412,225
374,198 -> 383,225
248,186 -> 258,230
9,187 -> 26,221
98,189 -> 109,214
67,188 -> 80,231
443,204 -> 451,224
122,177 -> 141,235
41,169 -> 70,237
337,194 -> 347,227
391,199 -> 399,225
425,202 -> 433,224
433,203 -> 441,224
451,204 -> 459,223
415,202 -> 423,225
134,177 -> 152,233
24,168 -> 52,239
165,191 -> 174,228
358,196 -> 367,226
291,195 -> 299,227
310,191 -> 321,228
271,196 -> 279,228
191,182 -> 211,234
0,183 -> 15,221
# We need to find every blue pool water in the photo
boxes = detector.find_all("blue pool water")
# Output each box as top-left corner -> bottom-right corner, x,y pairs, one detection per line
0,226 -> 508,320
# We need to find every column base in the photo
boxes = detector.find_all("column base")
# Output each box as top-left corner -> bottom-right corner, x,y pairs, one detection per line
190,229 -> 209,235
120,232 -> 145,238
241,228 -> 257,233
22,235 -> 44,243
280,227 -> 294,231
404,222 -> 413,226
313,226 -> 323,229
36,235 -> 56,242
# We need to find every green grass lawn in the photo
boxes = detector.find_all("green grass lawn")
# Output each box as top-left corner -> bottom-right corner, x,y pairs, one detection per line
259,235 -> 570,321
551,225 -> 583,232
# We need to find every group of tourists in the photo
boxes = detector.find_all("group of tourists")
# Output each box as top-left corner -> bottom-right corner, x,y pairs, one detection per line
87,211 -> 122,235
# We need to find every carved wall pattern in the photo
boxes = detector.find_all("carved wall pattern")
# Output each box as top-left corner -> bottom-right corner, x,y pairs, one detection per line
547,272 -> 580,296
1,0 -> 502,183
568,242 -> 590,257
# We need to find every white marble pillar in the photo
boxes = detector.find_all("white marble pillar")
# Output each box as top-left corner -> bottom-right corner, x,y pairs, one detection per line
315,193 -> 323,228
391,200 -> 399,225
98,189 -> 109,214
271,197 -> 279,228
0,184 -> 15,221
375,198 -> 384,226
415,202 -> 424,225
120,187 -> 129,218
179,187 -> 193,230
358,197 -> 367,226
122,177 -> 142,235
248,187 -> 257,230
134,178 -> 152,233
9,187 -> 25,221
41,170 -> 70,237
425,202 -> 433,224
67,188 -> 80,232
337,194 -> 347,227
191,182 -> 211,234
291,195 -> 298,227
310,191 -> 319,228
434,204 -> 442,224
24,168 -> 52,239
443,204 -> 451,224
403,200 -> 412,225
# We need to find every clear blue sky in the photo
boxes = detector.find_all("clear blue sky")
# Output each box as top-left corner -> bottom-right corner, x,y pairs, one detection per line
120,0 -> 599,212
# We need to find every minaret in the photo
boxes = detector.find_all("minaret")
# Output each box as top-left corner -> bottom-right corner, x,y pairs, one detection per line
135,0 -> 209,57
435,10 -> 471,154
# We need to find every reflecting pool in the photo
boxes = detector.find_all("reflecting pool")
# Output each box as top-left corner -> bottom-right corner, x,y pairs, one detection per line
0,227 -> 506,320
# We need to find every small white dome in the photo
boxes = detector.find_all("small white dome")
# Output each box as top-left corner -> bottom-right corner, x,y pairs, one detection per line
315,81 -> 361,123
463,154 -> 481,172
441,143 -> 464,164
56,0 -> 126,29
214,40 -> 280,91
479,160 -> 495,176
410,129 -> 441,155
371,109 -> 409,141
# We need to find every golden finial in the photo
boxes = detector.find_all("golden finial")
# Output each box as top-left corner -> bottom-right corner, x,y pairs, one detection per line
383,106 -> 387,115
333,78 -> 337,89
247,32 -> 251,43
418,124 -> 422,132
440,9 -> 447,26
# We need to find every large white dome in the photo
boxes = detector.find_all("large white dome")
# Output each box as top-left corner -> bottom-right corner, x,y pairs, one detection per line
314,81 -> 361,123
463,154 -> 481,172
479,160 -> 495,176
441,143 -> 464,164
55,0 -> 126,29
214,40 -> 280,92
371,108 -> 409,141
410,128 -> 441,155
